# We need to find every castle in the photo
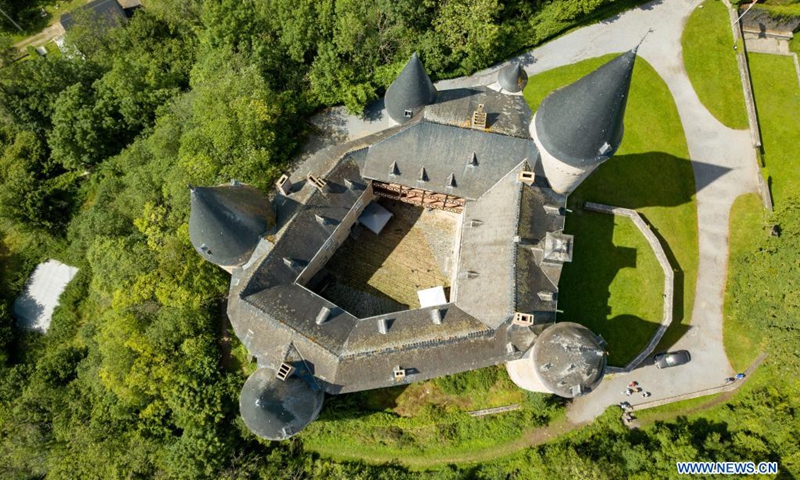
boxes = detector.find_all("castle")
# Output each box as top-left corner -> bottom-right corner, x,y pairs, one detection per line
188,50 -> 637,440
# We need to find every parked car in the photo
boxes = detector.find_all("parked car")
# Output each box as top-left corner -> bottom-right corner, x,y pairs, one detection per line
654,350 -> 691,369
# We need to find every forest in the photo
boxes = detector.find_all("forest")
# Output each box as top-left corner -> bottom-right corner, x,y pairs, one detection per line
0,0 -> 798,478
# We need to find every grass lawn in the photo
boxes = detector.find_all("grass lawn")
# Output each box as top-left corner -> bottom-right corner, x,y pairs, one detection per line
723,194 -> 767,372
681,0 -> 749,129
301,366 -> 560,465
747,52 -> 800,206
524,56 -> 698,367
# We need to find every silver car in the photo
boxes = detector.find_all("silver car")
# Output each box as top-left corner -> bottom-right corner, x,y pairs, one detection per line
654,350 -> 691,369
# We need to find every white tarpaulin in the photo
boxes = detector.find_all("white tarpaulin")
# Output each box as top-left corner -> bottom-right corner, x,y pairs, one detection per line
417,286 -> 447,308
13,259 -> 79,332
358,201 -> 393,235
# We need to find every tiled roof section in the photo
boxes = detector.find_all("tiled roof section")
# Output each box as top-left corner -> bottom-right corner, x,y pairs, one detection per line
515,180 -> 567,317
362,121 -> 537,200
243,285 -> 358,355
244,158 -> 366,293
534,50 -> 637,167
454,163 -> 525,328
188,183 -> 275,267
424,86 -> 533,138
498,62 -> 529,93
532,322 -> 607,398
60,0 -> 126,31
385,53 -> 437,124
333,321 -> 529,394
342,304 -> 492,356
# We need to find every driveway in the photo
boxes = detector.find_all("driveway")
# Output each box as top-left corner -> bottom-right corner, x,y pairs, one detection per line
306,0 -> 760,422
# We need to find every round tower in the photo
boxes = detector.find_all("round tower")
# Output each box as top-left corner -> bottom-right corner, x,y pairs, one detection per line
531,50 -> 637,195
384,53 -> 437,125
506,322 -> 607,398
498,61 -> 528,94
188,181 -> 275,269
239,367 -> 324,441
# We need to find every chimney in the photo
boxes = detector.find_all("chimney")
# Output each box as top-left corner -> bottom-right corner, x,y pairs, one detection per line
316,306 -> 331,325
378,318 -> 390,334
306,173 -> 328,193
430,309 -> 442,325
471,104 -> 487,129
276,174 -> 292,196
276,362 -> 296,381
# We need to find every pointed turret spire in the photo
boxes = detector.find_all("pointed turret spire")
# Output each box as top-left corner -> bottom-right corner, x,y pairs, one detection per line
385,53 -> 437,125
189,182 -> 275,268
533,50 -> 636,168
498,61 -> 528,93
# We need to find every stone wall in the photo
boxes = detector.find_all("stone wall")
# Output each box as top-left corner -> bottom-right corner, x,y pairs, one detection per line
584,202 -> 674,373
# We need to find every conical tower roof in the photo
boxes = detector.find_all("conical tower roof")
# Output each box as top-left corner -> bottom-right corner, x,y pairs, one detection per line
385,53 -> 437,124
239,367 -> 324,440
533,50 -> 637,167
498,61 -> 528,93
189,182 -> 275,268
532,322 -> 607,398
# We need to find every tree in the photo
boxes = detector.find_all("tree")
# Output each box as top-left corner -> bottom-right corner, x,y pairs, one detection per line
729,197 -> 800,372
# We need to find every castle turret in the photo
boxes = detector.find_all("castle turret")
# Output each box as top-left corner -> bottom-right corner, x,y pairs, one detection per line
239,367 -> 324,441
188,181 -> 275,269
506,322 -> 607,398
385,53 -> 437,125
531,50 -> 637,194
498,61 -> 528,93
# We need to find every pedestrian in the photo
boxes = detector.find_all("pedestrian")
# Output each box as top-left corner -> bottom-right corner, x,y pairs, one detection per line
736,373 -> 746,380
625,389 -> 632,396
628,381 -> 638,388
642,391 -> 651,398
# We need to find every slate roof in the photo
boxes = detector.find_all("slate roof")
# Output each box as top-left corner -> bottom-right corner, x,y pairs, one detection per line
239,367 -> 324,441
454,162 -> 524,329
515,179 -> 567,319
189,182 -> 275,267
498,62 -> 529,93
362,121 -> 537,200
532,322 -> 607,398
385,53 -> 438,124
60,0 -> 126,31
533,50 -> 637,168
424,86 -> 533,138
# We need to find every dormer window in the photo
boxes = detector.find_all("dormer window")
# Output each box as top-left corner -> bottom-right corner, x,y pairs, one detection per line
404,109 -> 413,118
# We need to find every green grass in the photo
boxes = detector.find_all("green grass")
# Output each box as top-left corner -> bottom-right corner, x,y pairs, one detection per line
560,213 -> 664,366
301,366 -> 561,465
682,0 -> 749,129
723,193 -> 767,372
524,56 -> 698,367
748,52 -> 800,206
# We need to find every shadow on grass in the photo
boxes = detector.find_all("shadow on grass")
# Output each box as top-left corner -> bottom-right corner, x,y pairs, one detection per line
560,152 -> 713,365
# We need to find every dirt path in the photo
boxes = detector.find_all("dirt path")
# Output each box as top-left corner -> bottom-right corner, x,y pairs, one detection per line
13,23 -> 64,51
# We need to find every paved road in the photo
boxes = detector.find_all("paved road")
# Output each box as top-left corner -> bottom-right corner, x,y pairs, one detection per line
500,0 -> 759,422
307,0 -> 760,422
